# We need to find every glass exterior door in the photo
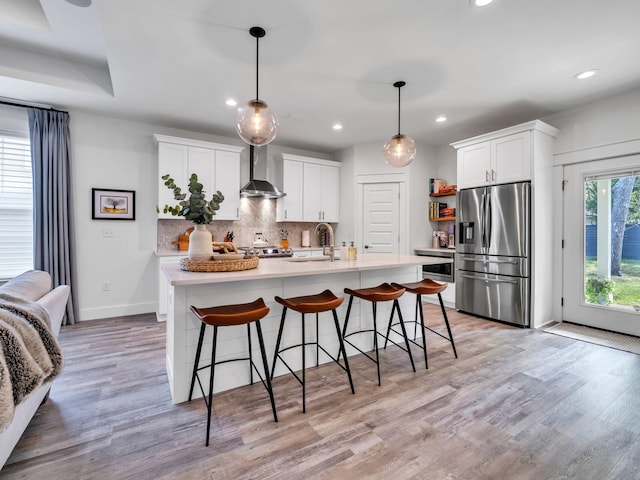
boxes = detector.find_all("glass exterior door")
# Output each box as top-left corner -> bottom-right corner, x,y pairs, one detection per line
563,156 -> 640,335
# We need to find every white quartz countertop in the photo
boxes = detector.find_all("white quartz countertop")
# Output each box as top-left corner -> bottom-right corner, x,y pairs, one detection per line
155,247 -> 326,257
162,253 -> 452,286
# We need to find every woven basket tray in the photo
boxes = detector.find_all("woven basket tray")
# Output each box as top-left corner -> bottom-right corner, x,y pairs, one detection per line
179,256 -> 259,272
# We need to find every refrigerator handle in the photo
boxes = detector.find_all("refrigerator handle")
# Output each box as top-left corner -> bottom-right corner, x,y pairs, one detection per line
486,191 -> 492,248
480,191 -> 486,249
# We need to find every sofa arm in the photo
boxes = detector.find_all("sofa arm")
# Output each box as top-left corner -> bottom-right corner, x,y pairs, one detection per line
37,285 -> 71,337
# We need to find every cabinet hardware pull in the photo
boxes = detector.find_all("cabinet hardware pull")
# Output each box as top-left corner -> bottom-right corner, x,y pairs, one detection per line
485,170 -> 489,183
491,169 -> 496,181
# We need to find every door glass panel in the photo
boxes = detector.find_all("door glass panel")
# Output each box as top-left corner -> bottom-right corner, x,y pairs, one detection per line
584,174 -> 640,311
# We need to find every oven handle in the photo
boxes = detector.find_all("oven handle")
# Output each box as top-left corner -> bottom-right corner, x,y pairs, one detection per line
458,256 -> 519,265
458,273 -> 519,284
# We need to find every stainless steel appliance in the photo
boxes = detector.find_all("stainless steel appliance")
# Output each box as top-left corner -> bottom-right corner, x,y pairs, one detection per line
414,248 -> 455,283
455,182 -> 530,327
239,246 -> 293,258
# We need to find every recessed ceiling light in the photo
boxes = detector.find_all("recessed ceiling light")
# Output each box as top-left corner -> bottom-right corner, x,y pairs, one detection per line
435,116 -> 447,123
225,99 -> 237,107
332,123 -> 343,131
574,69 -> 599,80
65,0 -> 92,6
473,0 -> 495,6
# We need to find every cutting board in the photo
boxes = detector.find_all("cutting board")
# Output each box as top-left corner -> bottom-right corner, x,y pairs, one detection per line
171,227 -> 194,251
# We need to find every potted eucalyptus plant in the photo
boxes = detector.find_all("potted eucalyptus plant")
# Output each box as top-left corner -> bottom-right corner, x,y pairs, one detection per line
158,173 -> 224,260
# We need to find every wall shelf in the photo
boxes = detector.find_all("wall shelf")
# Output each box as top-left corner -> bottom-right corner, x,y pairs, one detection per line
430,191 -> 457,197
429,216 -> 456,222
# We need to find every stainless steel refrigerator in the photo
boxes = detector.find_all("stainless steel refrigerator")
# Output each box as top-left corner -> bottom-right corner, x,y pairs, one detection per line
455,182 -> 531,327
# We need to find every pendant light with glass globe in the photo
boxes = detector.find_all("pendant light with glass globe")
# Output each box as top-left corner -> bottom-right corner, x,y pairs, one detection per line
236,26 -> 279,146
383,81 -> 416,168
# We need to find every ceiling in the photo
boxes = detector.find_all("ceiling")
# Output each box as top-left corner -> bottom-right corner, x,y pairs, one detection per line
2,0 -> 640,154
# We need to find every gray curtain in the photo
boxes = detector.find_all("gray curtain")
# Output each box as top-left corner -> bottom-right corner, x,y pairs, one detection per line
28,108 -> 79,325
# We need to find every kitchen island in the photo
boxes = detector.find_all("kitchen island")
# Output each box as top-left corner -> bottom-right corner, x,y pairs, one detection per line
162,253 -> 452,403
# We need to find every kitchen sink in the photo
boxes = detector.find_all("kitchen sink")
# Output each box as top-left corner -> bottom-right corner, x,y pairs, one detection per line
287,256 -> 331,262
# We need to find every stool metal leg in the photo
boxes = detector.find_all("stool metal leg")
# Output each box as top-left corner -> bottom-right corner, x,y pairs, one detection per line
255,320 -> 278,422
271,306 -> 288,380
315,313 -> 320,368
382,300 -> 417,373
392,299 -> 416,372
372,301 -> 381,386
438,293 -> 458,358
417,294 -> 429,369
205,325 -> 219,447
337,295 -> 355,362
333,309 -> 355,394
247,323 -> 254,384
189,322 -> 206,402
301,312 -> 306,413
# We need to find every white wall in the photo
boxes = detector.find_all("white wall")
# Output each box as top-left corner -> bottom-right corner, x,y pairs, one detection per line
544,88 -> 640,156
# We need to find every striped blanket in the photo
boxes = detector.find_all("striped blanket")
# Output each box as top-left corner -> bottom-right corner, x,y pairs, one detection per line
0,293 -> 63,432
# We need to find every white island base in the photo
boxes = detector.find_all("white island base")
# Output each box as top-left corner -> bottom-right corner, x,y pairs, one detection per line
162,254 -> 451,404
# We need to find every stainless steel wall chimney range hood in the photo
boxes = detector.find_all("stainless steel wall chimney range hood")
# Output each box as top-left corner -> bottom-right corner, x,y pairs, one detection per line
240,145 -> 286,199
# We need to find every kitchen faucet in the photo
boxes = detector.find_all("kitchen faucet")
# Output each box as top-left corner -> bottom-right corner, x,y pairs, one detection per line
315,222 -> 335,261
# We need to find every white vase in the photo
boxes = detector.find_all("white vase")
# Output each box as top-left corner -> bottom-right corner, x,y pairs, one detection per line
188,224 -> 213,260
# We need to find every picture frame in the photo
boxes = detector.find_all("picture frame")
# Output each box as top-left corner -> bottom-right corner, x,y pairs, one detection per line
92,188 -> 135,220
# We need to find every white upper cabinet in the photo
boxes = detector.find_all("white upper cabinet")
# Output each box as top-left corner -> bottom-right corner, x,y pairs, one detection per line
213,150 -> 240,220
157,142 -> 189,219
452,121 -> 558,189
154,134 -> 242,220
276,158 -> 304,222
276,154 -> 341,223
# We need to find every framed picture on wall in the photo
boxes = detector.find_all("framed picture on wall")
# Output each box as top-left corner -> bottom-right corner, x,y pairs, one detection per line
92,188 -> 136,220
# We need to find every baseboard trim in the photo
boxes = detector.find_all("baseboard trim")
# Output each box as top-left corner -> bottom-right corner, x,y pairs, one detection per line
79,302 -> 156,321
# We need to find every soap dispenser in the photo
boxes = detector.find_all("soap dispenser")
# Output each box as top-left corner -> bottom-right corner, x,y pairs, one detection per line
348,241 -> 357,260
340,242 -> 348,261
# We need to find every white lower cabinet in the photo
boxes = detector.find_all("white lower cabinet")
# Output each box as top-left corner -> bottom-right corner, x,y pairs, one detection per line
157,256 -> 180,321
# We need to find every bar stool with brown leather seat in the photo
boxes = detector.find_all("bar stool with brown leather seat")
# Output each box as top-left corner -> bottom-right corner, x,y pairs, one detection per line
340,283 -> 416,386
271,289 -> 354,413
387,279 -> 458,369
189,298 -> 277,446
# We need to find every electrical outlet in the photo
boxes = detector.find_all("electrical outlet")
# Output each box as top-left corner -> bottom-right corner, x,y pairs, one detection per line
102,281 -> 111,291
103,228 -> 115,238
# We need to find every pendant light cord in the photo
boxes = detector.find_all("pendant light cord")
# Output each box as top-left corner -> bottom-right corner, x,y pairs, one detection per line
255,35 -> 260,101
397,85 -> 401,135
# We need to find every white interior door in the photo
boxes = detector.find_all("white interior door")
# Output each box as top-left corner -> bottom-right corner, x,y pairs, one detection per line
362,183 -> 400,254
563,155 -> 640,335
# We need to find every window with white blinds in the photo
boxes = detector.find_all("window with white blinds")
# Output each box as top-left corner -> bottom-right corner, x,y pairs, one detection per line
0,132 -> 33,280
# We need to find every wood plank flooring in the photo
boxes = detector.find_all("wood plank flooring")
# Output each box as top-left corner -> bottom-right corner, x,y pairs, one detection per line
2,306 -> 640,479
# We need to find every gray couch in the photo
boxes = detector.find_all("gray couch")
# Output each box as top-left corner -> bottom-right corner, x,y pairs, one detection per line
0,270 -> 70,470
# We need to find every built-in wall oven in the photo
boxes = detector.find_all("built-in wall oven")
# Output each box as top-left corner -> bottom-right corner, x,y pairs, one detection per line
414,248 -> 455,283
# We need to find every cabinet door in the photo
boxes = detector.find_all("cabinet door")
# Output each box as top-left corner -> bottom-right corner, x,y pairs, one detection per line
320,165 -> 340,222
158,143 -> 188,218
303,163 -> 323,221
214,150 -> 240,220
277,159 -> 303,221
491,131 -> 531,184
188,146 -> 215,193
157,256 -> 179,320
457,142 -> 491,189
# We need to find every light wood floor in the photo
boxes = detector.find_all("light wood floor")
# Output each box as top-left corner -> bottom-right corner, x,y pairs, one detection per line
3,305 -> 640,479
